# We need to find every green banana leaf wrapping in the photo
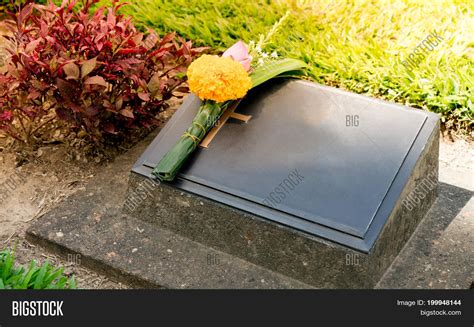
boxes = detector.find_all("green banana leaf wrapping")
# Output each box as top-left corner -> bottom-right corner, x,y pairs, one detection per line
152,58 -> 306,182
151,101 -> 222,181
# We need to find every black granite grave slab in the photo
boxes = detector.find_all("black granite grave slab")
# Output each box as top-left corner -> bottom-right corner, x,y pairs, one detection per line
129,79 -> 439,287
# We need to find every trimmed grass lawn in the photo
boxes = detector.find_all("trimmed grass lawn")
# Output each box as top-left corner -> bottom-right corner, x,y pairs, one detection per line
112,0 -> 473,133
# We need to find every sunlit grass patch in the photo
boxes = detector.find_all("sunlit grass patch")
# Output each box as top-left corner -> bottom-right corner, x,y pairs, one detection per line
105,0 -> 473,133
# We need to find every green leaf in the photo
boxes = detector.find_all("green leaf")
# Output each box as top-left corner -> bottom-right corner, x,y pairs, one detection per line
271,69 -> 308,79
153,101 -> 222,181
33,262 -> 49,289
250,59 -> 307,88
69,276 -> 76,289
1,251 -> 14,280
43,267 -> 64,286
20,260 -> 37,289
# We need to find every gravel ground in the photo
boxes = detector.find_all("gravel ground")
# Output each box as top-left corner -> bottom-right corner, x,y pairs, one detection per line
0,144 -> 128,289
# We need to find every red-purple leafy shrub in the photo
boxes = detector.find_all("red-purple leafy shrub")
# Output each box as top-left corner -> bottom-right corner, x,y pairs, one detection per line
0,0 -> 204,143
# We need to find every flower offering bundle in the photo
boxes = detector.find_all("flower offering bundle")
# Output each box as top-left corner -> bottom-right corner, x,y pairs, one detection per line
153,17 -> 307,181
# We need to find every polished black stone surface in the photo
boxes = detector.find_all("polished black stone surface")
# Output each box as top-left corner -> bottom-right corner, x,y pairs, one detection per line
133,79 -> 438,251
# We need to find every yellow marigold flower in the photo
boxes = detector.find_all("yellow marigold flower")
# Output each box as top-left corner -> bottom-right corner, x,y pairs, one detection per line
187,55 -> 252,103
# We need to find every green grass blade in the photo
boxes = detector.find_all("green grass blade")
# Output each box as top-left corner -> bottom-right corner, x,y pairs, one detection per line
20,260 -> 37,289
68,276 -> 76,289
0,250 -> 14,280
33,262 -> 49,289
43,267 -> 65,286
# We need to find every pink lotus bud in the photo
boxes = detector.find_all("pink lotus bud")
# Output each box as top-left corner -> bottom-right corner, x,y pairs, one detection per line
222,41 -> 252,71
